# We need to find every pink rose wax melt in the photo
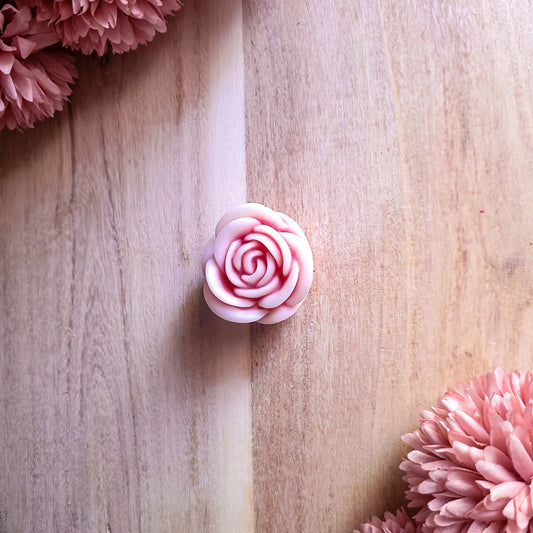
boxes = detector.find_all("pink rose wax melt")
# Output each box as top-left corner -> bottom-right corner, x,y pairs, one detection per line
203,203 -> 313,324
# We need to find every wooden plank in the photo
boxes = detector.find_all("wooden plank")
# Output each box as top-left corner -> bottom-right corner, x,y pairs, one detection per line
0,0 -> 252,531
244,1 -> 533,531
1,1 -> 533,532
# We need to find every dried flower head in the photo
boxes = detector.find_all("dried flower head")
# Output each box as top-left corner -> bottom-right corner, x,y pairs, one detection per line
354,508 -> 419,533
401,368 -> 533,533
0,2 -> 76,131
30,0 -> 183,55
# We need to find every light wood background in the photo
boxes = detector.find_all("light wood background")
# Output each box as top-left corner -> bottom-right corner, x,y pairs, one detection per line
1,1 -> 532,532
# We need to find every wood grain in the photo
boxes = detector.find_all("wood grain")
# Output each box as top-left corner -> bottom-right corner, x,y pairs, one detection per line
1,0 -> 252,531
244,1 -> 533,531
0,1 -> 532,532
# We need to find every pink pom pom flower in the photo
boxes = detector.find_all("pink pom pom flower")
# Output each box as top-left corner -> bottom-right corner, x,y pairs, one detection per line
354,508 -> 419,533
29,0 -> 183,55
0,2 -> 76,131
401,368 -> 533,533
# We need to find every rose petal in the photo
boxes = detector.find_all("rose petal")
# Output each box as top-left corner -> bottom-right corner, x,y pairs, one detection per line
255,224 -> 292,276
224,240 -> 247,289
241,258 -> 266,285
202,238 -> 214,268
258,302 -> 302,325
257,254 -> 276,287
203,284 -> 267,323
215,203 -> 284,235
280,231 -> 313,307
205,258 -> 254,308
244,232 -> 282,267
259,261 -> 299,309
242,249 -> 263,275
213,217 -> 259,269
234,275 -> 280,300
233,241 -> 257,272
279,212 -> 307,239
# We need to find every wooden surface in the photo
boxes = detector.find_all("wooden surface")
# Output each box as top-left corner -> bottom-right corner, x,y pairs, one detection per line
1,1 -> 532,532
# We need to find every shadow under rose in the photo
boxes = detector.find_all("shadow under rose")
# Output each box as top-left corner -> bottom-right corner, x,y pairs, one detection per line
162,280 -> 250,407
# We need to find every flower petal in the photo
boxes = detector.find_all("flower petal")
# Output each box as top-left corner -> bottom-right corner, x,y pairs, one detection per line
257,254 -> 276,287
255,224 -> 292,276
476,460 -> 519,484
453,410 -> 490,444
442,497 -> 477,517
487,481 -> 525,502
241,258 -> 267,286
215,203 -> 284,235
280,231 -> 313,306
259,261 -> 299,309
234,275 -> 280,300
224,240 -> 247,289
259,302 -> 301,325
233,241 -> 257,272
242,249 -> 263,275
205,258 -> 254,308
507,432 -> 533,481
213,217 -> 259,269
203,283 -> 267,323
244,231 -> 282,267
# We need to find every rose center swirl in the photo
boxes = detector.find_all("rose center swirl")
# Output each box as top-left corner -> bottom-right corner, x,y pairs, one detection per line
226,233 -> 288,299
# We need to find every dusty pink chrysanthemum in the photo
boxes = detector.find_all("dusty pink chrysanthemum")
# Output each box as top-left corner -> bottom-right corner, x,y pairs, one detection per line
354,508 -> 419,533
401,368 -> 533,533
29,0 -> 183,55
0,2 -> 76,131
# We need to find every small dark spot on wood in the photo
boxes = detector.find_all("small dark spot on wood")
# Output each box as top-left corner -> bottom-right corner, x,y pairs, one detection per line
504,256 -> 523,279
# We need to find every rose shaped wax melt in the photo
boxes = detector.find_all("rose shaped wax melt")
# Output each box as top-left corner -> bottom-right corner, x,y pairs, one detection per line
203,203 -> 313,324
